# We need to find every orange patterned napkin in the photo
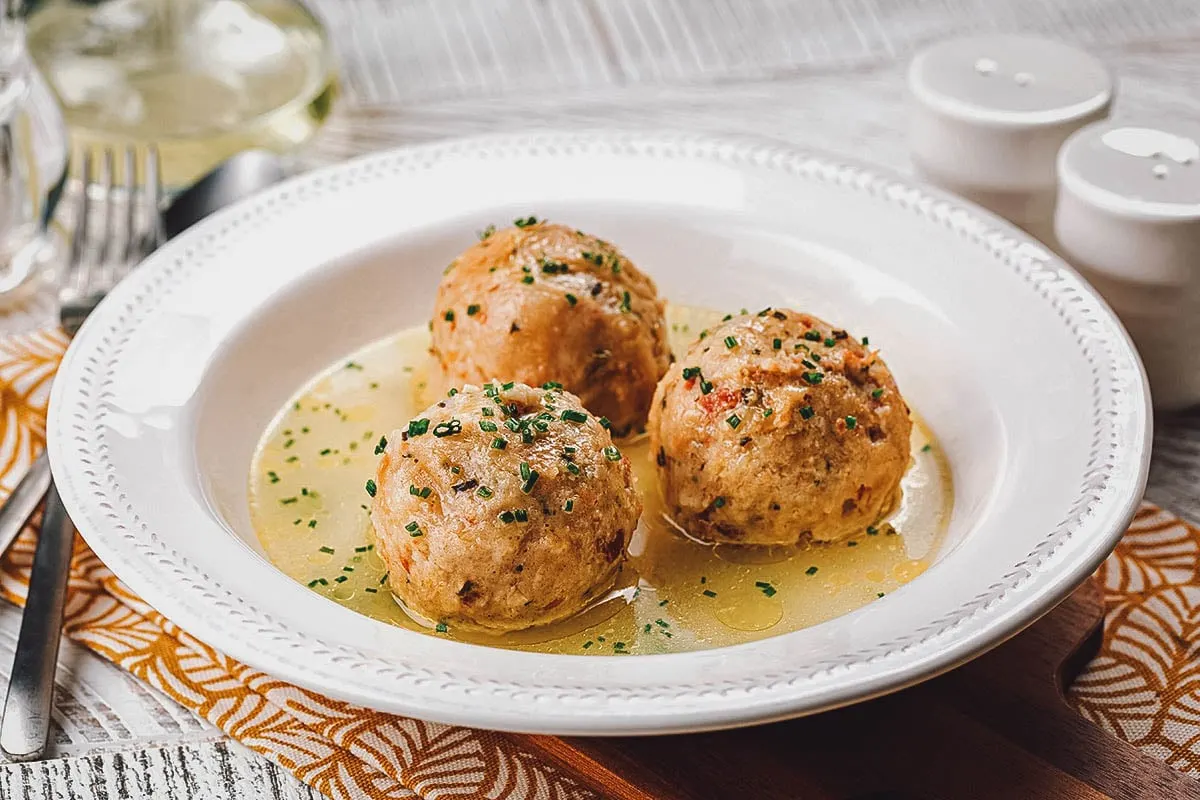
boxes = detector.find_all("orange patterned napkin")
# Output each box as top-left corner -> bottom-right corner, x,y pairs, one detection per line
0,328 -> 1196,798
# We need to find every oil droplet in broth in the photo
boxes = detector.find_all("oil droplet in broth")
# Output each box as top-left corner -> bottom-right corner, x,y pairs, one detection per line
716,600 -> 784,631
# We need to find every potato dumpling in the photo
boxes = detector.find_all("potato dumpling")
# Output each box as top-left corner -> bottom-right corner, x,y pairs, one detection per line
430,220 -> 670,436
371,381 -> 641,633
649,309 -> 911,545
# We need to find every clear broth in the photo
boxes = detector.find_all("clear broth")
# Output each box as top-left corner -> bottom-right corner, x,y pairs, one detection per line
249,306 -> 953,654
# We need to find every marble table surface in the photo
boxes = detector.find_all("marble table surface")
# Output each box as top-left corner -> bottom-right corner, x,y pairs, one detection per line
4,0 -> 1200,796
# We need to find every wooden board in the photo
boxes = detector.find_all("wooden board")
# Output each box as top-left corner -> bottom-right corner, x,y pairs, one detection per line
510,580 -> 1200,799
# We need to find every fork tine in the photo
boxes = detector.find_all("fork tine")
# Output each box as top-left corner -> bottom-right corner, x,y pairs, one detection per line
65,149 -> 93,291
144,145 -> 163,254
90,148 -> 116,294
119,146 -> 137,272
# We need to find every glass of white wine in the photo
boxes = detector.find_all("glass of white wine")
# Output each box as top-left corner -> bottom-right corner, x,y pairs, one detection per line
25,0 -> 336,188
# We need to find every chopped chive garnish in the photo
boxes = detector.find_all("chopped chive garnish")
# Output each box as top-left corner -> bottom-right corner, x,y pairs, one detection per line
267,471 -> 279,484
655,618 -> 670,628
603,446 -> 622,462
845,416 -> 858,429
824,338 -> 836,347
713,496 -> 726,508
365,479 -> 377,497
432,419 -> 462,437
802,372 -> 823,385
280,497 -> 298,505
659,599 -> 669,607
285,455 -> 297,462
435,622 -> 448,633
645,623 -> 652,633
772,338 -> 782,350
334,575 -> 348,583
502,381 -> 515,391
726,414 -> 741,429
444,310 -> 455,322
804,330 -> 821,341
763,408 -> 774,418
499,510 -> 516,524
682,366 -> 701,380
922,443 -> 932,452
319,546 -> 334,554
565,462 -> 581,475
702,589 -> 718,598
466,304 -> 481,317
724,335 -> 738,349
405,521 -> 419,532
307,579 -> 326,588
563,499 -> 574,513
491,437 -> 507,450
513,509 -> 529,523
319,448 -> 332,456
872,388 -> 884,399
375,435 -> 388,455
519,462 -> 531,481
476,485 -> 494,499
755,581 -> 778,598
407,419 -> 430,437
867,525 -> 879,535
806,566 -> 819,576
700,379 -> 714,395
514,216 -> 538,228
862,336 -> 870,345
583,640 -> 594,649
283,439 -> 295,449
520,470 -> 539,494
355,545 -> 371,552
561,409 -> 588,424
800,405 -> 814,420
598,417 -> 612,430
342,566 -> 354,573
620,291 -> 631,313
308,520 -> 317,528
364,587 -> 378,594
479,420 -> 498,432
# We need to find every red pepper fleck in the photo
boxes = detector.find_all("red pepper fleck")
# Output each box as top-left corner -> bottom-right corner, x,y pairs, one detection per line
699,387 -> 739,414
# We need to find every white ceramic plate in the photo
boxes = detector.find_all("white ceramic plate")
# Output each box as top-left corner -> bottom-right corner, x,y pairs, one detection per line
48,132 -> 1150,735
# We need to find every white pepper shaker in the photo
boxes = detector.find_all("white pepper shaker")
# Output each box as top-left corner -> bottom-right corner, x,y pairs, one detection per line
1055,120 -> 1200,409
907,35 -> 1114,239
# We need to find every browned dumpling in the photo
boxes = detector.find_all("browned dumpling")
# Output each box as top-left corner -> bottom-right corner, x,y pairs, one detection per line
649,309 -> 911,545
371,381 -> 640,634
430,220 -> 670,436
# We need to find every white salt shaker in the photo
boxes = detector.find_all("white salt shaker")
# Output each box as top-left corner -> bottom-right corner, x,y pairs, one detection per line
1055,120 -> 1200,409
907,35 -> 1113,237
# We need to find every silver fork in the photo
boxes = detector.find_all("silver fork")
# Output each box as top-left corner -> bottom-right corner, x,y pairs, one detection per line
0,146 -> 162,762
